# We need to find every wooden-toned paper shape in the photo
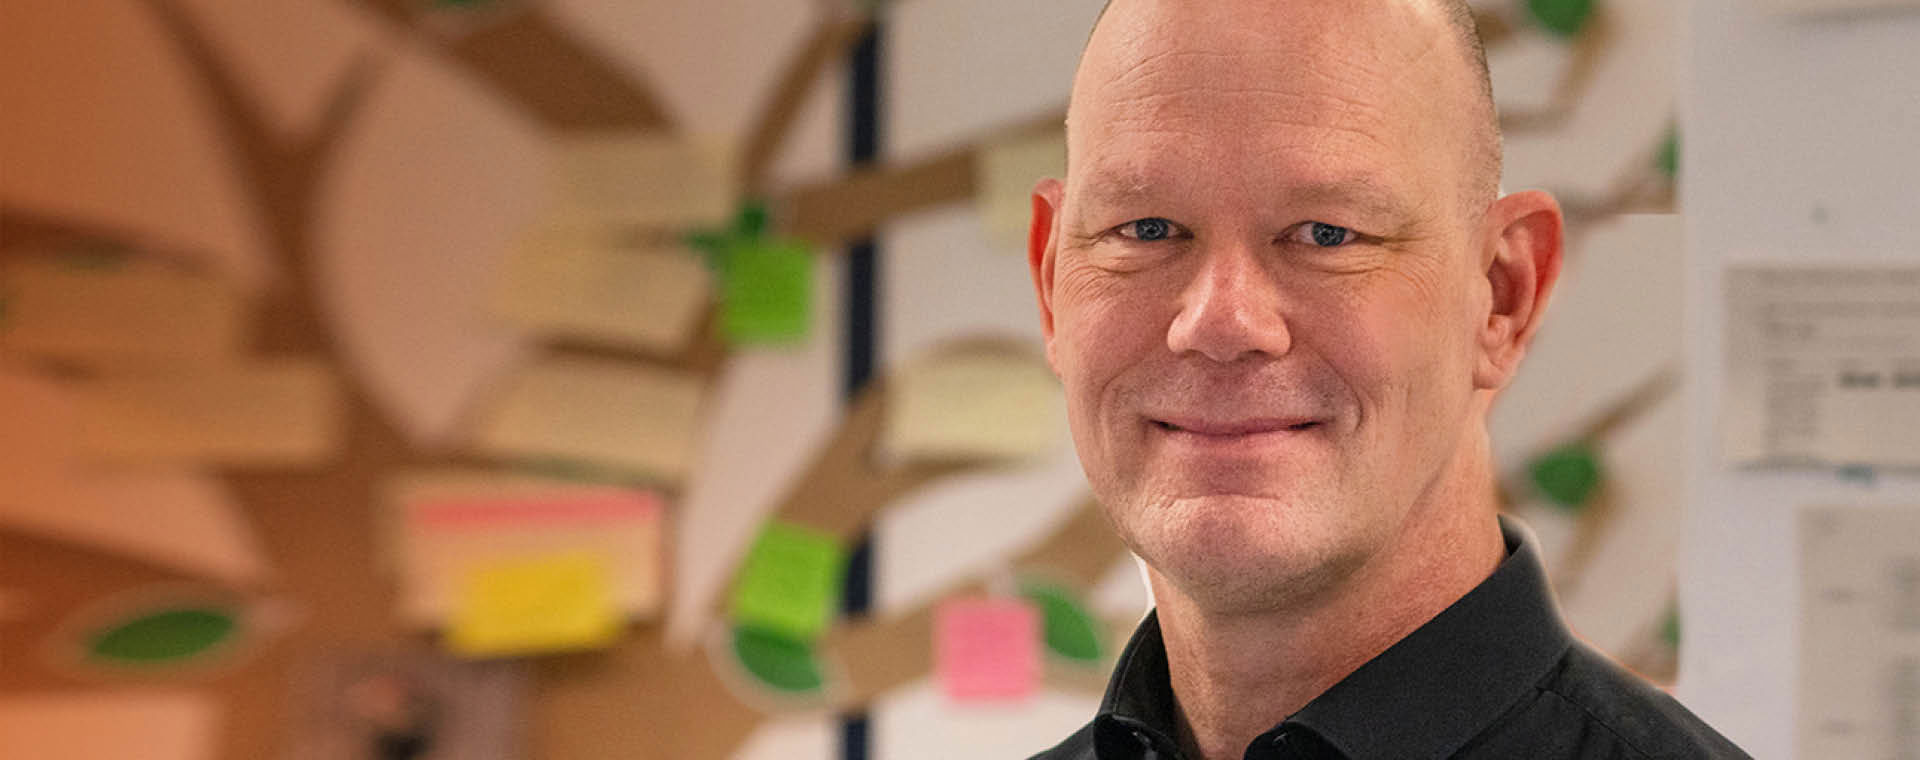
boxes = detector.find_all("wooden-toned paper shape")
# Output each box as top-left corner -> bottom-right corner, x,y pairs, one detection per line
470,356 -> 705,484
390,473 -> 665,628
0,692 -> 219,760
547,133 -> 736,231
936,596 -> 1041,701
72,359 -> 341,467
447,551 -> 621,658
494,230 -> 712,354
0,257 -> 245,367
719,239 -> 813,345
729,521 -> 846,642
880,343 -> 1064,465
976,130 -> 1065,253
0,368 -> 272,586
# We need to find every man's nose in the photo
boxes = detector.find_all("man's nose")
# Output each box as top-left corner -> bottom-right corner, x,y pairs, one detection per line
1165,242 -> 1292,362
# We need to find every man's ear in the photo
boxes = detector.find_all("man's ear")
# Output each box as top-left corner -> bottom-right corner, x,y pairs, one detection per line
1473,190 -> 1564,391
1029,177 -> 1066,369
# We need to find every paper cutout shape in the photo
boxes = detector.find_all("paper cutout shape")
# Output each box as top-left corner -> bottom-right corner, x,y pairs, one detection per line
547,134 -> 736,231
1530,442 -> 1603,510
470,356 -> 705,484
976,131 -> 1066,253
390,471 -> 665,628
494,229 -> 712,354
731,624 -> 827,694
718,239 -> 813,345
1656,128 -> 1679,179
1020,581 -> 1105,663
72,359 -> 342,467
730,522 -> 846,641
1527,0 -> 1595,38
881,346 -> 1064,464
0,258 -> 245,367
0,692 -> 218,760
447,552 -> 621,658
0,369 -> 272,586
85,605 -> 238,666
936,597 -> 1041,701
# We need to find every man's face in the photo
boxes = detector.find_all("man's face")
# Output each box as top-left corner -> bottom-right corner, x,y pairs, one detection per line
1034,0 -> 1499,611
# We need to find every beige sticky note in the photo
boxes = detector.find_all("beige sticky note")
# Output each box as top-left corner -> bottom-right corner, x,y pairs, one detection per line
73,359 -> 342,467
548,134 -> 736,231
388,470 -> 665,628
470,356 -> 705,483
0,692 -> 219,760
0,259 -> 246,366
495,229 -> 712,353
976,131 -> 1065,253
881,345 -> 1064,464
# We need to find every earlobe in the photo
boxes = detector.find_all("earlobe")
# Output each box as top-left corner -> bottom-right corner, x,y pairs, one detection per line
1473,190 -> 1564,391
1029,178 -> 1066,364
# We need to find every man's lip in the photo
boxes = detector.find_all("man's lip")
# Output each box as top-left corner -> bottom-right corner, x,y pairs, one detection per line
1149,416 -> 1322,436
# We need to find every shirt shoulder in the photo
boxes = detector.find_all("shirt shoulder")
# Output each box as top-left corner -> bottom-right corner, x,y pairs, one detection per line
1455,643 -> 1752,760
1028,722 -> 1097,760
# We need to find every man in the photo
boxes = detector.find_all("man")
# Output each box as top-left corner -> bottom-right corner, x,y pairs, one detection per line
1024,1 -> 1747,758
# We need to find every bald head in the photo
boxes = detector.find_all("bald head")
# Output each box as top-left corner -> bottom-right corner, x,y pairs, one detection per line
1076,0 -> 1502,212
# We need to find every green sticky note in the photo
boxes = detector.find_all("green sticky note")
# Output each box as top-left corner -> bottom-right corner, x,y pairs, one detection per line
86,606 -> 238,665
719,240 -> 813,345
1527,0 -> 1595,38
1655,129 -> 1680,179
1019,582 -> 1104,663
732,624 -> 827,693
1530,442 -> 1603,510
730,522 -> 845,641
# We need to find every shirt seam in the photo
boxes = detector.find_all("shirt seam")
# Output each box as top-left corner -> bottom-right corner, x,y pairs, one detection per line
1532,686 -> 1659,759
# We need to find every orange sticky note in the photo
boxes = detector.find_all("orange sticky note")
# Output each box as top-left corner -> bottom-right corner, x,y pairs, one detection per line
447,552 -> 620,658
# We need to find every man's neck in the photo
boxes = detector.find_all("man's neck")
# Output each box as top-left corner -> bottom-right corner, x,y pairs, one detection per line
1151,457 -> 1507,760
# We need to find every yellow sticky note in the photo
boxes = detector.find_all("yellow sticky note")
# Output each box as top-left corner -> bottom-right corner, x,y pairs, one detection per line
881,345 -> 1065,464
470,356 -> 705,484
0,259 -> 246,367
495,230 -> 712,354
976,131 -> 1066,253
447,552 -> 620,658
548,134 -> 736,231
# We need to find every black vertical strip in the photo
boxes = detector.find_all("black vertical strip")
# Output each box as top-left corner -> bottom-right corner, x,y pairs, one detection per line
840,21 -> 882,760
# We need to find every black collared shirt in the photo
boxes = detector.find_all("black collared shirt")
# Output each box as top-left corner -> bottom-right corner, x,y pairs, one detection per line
1029,518 -> 1750,759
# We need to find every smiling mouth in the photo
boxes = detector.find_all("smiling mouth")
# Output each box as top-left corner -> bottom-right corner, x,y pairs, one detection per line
1150,418 -> 1322,436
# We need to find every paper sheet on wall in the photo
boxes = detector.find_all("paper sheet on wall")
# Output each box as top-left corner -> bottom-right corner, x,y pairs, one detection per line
975,131 -> 1065,253
1722,265 -> 1920,468
0,258 -> 245,366
879,346 -> 1064,465
0,691 -> 219,760
1758,0 -> 1920,15
469,356 -> 705,484
388,470 -> 664,628
494,230 -> 712,354
546,134 -> 736,231
73,359 -> 343,467
1799,504 -> 1920,758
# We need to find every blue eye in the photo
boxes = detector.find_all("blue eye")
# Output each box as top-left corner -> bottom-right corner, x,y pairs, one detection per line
1308,222 -> 1352,247
1124,218 -> 1174,241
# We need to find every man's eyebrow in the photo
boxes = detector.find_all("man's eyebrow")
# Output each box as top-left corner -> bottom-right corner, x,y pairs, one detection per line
1076,172 -> 1418,222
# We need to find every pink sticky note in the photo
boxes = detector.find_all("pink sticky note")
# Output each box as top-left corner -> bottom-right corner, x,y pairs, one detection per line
936,597 -> 1041,701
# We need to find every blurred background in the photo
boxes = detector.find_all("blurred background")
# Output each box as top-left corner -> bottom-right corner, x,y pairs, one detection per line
1,0 -> 1915,758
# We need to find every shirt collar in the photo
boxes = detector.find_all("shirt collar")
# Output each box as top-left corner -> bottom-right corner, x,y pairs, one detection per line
1092,516 -> 1573,759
